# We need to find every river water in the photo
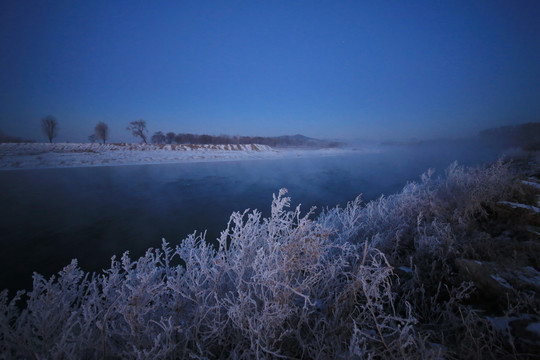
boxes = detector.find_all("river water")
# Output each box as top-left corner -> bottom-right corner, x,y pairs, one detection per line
0,142 -> 501,292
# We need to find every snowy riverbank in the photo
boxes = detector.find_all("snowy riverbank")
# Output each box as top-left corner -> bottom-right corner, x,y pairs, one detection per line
0,142 -> 366,170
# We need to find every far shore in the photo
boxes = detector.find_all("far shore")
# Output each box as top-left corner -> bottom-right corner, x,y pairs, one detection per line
0,142 -> 370,170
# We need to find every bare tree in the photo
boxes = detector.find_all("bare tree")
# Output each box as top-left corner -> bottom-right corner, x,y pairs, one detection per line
126,119 -> 148,144
41,115 -> 58,143
94,122 -> 109,144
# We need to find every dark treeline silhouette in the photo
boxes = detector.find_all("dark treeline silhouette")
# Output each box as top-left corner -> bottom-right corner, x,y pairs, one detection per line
479,122 -> 540,151
150,132 -> 342,148
0,130 -> 35,143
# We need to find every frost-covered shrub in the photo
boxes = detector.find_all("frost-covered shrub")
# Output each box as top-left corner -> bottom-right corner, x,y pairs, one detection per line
319,160 -> 535,357
0,190 -> 431,359
319,160 -> 522,265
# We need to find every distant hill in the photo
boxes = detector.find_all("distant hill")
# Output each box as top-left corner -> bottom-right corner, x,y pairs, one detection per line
478,122 -> 540,151
150,132 -> 343,148
272,134 -> 343,148
361,122 -> 540,150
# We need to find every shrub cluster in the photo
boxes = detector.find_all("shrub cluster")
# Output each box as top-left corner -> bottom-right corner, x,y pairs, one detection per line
150,133 -> 341,148
321,160 -> 539,358
1,160 -> 537,359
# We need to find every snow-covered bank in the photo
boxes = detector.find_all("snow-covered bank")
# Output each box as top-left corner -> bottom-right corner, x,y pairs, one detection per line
0,143 -> 364,170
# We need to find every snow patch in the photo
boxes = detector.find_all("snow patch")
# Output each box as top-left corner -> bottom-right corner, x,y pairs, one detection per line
490,274 -> 513,290
398,266 -> 412,273
526,322 -> 540,337
498,201 -> 540,213
526,226 -> 540,236
523,179 -> 540,190
517,266 -> 540,287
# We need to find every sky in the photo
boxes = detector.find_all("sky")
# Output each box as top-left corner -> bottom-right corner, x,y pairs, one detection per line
0,0 -> 539,143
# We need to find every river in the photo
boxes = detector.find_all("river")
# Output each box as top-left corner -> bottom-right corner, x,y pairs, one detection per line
0,141 -> 501,292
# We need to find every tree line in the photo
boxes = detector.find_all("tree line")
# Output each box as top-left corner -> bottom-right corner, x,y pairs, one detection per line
148,132 -> 340,147
2,116 -> 340,148
0,130 -> 35,143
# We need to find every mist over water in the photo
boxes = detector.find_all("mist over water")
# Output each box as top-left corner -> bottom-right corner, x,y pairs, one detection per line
0,141 -> 502,292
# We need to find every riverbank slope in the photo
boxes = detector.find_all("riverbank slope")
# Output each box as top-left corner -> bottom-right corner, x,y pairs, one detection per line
0,142 -> 363,170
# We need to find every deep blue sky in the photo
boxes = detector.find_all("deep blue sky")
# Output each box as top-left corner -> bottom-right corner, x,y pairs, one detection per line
1,1 -> 539,143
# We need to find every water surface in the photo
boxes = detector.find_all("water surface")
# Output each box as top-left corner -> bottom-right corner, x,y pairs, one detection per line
0,142 -> 501,292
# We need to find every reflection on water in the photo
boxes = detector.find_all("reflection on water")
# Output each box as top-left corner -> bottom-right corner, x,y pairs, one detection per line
0,142 -> 500,292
